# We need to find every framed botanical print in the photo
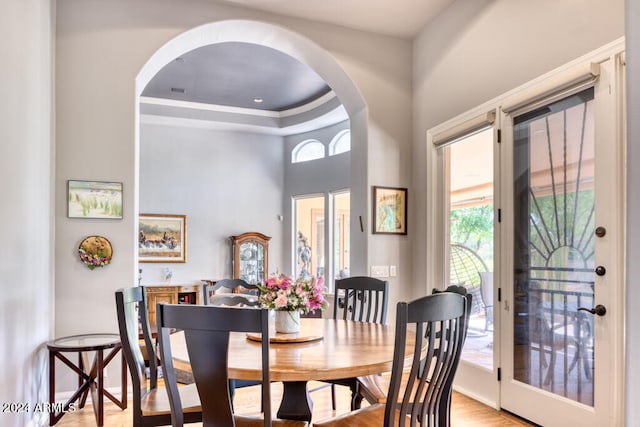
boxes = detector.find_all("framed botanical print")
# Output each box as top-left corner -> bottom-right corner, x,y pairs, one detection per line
372,186 -> 407,235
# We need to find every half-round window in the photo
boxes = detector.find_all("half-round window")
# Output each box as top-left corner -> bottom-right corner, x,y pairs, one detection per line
292,139 -> 325,163
329,130 -> 351,156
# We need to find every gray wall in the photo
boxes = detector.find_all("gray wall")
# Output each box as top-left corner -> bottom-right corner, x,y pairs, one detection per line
625,0 -> 640,423
0,1 -> 54,426
55,0 -> 412,391
140,124 -> 285,285
412,0 -> 625,299
411,0 -> 625,416
283,121 -> 352,279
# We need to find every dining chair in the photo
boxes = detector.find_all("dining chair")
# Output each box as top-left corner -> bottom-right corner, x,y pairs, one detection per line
202,278 -> 259,305
206,291 -> 263,408
156,303 -> 308,427
314,276 -> 389,411
115,287 -> 202,427
356,285 -> 472,427
313,292 -> 469,427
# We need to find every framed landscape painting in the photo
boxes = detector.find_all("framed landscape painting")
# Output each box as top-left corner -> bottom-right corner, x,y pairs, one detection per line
138,214 -> 187,263
67,180 -> 123,219
372,186 -> 408,235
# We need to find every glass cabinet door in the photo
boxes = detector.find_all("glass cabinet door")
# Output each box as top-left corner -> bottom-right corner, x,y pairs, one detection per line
232,232 -> 270,285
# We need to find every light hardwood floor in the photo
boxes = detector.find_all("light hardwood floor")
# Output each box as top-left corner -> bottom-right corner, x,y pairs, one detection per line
54,382 -> 535,426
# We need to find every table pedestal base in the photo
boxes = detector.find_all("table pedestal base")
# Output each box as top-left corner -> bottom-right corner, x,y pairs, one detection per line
277,381 -> 313,422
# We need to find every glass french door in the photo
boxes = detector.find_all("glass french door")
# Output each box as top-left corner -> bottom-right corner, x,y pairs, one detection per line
437,125 -> 499,404
500,58 -> 622,426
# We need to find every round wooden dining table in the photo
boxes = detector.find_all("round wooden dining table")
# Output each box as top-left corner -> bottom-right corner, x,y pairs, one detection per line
170,317 -> 413,422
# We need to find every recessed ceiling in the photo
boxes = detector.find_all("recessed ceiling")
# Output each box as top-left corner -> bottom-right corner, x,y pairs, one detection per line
142,42 -> 331,112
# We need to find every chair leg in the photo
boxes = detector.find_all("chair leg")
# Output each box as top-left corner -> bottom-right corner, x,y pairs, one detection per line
331,384 -> 336,410
351,382 -> 363,410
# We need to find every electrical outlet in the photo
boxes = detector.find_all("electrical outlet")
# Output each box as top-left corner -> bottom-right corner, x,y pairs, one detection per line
389,265 -> 397,277
370,265 -> 389,278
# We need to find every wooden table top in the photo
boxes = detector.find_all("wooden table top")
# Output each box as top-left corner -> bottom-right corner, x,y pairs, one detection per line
171,318 -> 412,382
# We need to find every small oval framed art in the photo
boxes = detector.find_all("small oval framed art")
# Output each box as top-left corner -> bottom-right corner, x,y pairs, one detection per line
78,235 -> 113,270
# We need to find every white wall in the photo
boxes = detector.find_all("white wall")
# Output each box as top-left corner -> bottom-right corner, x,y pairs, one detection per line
139,124 -> 285,284
625,0 -> 640,423
55,0 -> 412,391
0,1 -> 54,426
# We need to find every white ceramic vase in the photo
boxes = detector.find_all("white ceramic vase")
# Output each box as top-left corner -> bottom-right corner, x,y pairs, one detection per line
275,310 -> 300,333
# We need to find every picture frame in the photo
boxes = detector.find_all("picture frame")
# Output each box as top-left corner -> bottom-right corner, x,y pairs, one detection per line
67,180 -> 123,219
138,214 -> 187,263
372,186 -> 407,235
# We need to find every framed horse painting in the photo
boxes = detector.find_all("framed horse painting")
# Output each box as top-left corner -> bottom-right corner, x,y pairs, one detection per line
138,214 -> 187,262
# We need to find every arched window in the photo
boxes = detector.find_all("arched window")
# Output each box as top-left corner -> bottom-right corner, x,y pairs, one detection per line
329,130 -> 351,156
292,139 -> 325,163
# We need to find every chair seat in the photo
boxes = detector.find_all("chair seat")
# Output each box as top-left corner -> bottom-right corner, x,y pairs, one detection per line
358,370 -> 420,406
312,403 -> 408,427
357,373 -> 390,404
141,383 -> 201,416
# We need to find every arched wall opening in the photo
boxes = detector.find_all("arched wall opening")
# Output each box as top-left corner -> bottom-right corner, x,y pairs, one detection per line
134,19 -> 369,281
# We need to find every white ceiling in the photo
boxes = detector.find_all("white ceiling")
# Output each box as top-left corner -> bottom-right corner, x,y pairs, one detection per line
211,0 -> 455,39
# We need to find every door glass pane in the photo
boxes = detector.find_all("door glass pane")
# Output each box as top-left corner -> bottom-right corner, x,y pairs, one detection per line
513,88 -> 595,406
295,196 -> 325,280
334,192 -> 351,285
445,127 -> 494,369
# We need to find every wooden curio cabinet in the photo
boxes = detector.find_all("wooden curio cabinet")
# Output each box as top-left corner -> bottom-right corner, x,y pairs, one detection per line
231,232 -> 271,285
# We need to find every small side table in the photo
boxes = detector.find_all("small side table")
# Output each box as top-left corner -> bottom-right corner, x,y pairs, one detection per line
47,333 -> 127,426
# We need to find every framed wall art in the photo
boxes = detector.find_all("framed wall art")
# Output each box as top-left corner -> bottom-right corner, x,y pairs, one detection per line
138,214 -> 187,263
67,180 -> 123,219
372,186 -> 407,235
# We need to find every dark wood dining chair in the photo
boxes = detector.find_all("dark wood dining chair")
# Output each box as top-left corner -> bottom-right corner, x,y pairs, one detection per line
356,286 -> 472,427
314,276 -> 389,411
202,278 -> 259,305
156,303 -> 308,427
115,287 -> 202,427
313,292 -> 469,427
206,291 -> 263,407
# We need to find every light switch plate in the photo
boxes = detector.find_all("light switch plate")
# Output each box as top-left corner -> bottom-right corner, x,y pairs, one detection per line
389,265 -> 397,277
370,265 -> 389,278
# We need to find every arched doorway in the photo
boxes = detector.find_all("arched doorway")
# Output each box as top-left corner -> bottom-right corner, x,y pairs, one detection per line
135,20 -> 369,279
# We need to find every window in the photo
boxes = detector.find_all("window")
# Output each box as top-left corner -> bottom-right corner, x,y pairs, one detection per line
292,139 -> 325,163
333,191 -> 350,280
329,130 -> 350,155
294,196 -> 325,280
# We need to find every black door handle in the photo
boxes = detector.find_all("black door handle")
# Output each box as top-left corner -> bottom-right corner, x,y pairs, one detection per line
595,266 -> 606,276
578,304 -> 606,316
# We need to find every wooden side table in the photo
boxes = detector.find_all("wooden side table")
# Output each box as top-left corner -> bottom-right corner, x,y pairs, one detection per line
47,333 -> 127,426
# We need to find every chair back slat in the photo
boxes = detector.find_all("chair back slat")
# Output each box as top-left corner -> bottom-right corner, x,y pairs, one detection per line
333,276 -> 389,324
385,292 -> 468,427
157,304 -> 271,427
202,278 -> 259,304
115,287 -> 153,405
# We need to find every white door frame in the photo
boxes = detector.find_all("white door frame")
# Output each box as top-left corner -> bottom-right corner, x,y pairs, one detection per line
425,38 -> 625,424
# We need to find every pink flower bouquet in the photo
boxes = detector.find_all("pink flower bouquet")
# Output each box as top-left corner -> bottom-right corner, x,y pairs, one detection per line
258,273 -> 328,314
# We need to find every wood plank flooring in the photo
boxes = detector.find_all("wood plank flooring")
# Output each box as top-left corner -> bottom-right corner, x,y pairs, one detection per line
54,382 -> 535,426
